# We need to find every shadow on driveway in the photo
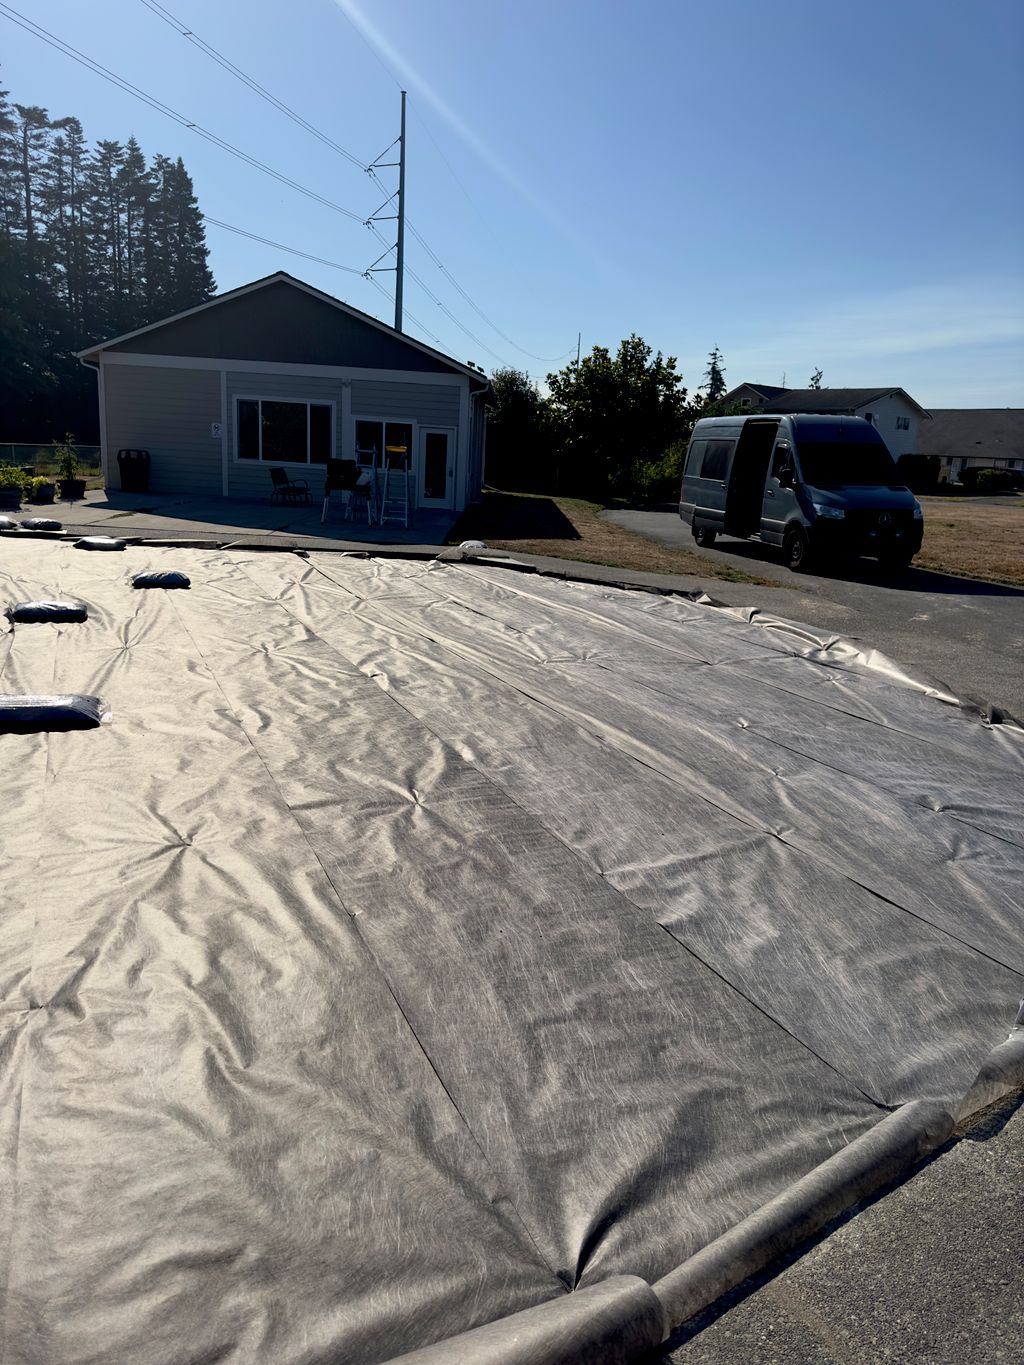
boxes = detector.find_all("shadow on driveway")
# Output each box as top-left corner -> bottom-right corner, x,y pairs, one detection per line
703,537 -> 1024,598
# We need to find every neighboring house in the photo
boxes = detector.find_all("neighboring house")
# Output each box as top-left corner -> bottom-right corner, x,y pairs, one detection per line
725,384 -> 930,461
727,382 -> 789,409
918,409 -> 1024,484
77,272 -> 490,513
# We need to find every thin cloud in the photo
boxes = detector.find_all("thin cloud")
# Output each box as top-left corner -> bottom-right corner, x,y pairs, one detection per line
712,279 -> 1024,382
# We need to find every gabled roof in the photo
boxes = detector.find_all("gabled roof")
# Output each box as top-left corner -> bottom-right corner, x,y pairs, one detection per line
759,387 -> 930,418
918,409 -> 1024,459
727,382 -> 789,400
76,271 -> 488,383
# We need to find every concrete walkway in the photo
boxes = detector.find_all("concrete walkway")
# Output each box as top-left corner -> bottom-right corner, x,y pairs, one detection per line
20,488 -> 458,549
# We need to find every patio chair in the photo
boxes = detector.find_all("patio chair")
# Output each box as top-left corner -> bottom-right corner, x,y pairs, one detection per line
269,467 -> 311,506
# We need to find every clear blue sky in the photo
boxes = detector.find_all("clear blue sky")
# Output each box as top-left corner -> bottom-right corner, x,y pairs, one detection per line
4,0 -> 1023,404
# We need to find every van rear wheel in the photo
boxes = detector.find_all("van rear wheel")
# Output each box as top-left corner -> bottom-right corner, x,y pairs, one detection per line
693,526 -> 717,547
784,527 -> 812,572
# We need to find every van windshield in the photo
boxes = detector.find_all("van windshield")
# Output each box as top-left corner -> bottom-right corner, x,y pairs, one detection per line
795,441 -> 899,488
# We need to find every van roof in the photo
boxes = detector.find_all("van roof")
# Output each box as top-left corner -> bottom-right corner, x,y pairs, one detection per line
693,413 -> 875,430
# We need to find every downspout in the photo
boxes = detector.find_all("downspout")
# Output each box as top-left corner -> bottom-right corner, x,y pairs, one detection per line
78,354 -> 107,487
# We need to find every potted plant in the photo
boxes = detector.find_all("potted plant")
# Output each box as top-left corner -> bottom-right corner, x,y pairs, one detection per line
26,475 -> 56,504
54,434 -> 86,500
0,463 -> 23,510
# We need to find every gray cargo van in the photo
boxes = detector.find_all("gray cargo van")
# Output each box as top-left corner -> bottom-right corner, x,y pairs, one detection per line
679,414 -> 923,571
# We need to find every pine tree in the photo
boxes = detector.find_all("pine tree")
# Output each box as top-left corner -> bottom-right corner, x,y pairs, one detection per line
0,77 -> 217,439
162,157 -> 215,314
117,137 -> 151,330
13,105 -> 51,289
703,345 -> 727,403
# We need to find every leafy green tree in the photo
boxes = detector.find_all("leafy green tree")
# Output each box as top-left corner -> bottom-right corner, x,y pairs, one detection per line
546,335 -> 690,499
484,367 -> 549,490
809,367 -> 823,389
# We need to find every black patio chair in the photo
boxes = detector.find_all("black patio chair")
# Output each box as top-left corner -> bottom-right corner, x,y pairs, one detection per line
321,458 -> 361,523
269,467 -> 311,506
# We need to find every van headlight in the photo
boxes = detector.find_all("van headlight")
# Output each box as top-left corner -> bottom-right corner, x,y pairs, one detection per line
811,503 -> 845,519
912,503 -> 923,519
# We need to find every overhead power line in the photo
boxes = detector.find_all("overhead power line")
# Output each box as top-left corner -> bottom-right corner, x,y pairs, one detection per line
365,275 -> 443,347
0,3 -> 367,223
368,170 -> 573,365
138,0 -> 366,171
367,224 -> 508,367
203,218 -> 365,274
140,0 -> 572,367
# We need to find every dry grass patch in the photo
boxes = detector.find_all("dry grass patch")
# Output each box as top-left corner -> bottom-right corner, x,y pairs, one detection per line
917,497 -> 1024,585
448,490 -> 767,584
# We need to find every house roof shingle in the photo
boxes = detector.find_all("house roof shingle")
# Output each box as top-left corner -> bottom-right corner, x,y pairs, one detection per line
918,409 -> 1024,460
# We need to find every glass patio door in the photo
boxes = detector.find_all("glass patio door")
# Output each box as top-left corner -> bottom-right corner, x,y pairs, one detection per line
419,428 -> 455,508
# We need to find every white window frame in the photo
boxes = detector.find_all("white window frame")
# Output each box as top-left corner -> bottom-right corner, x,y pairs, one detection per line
352,414 -> 417,468
895,415 -> 910,431
234,395 -> 335,466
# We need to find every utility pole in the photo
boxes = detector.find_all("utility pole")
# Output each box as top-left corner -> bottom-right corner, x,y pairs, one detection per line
576,332 -> 581,366
395,90 -> 406,333
364,91 -> 408,331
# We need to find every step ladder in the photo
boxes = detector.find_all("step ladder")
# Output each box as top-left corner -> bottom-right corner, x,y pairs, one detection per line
378,446 -> 411,529
354,445 -> 382,524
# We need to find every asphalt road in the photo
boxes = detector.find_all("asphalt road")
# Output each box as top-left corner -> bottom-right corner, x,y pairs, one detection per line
604,510 -> 1024,719
662,1092 -> 1024,1365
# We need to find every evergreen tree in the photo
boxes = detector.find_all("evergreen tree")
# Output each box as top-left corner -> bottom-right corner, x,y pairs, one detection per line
702,345 -> 727,403
162,157 -> 215,314
0,74 -> 217,440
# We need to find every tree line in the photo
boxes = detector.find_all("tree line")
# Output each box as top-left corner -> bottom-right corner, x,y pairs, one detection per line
1,80 -> 215,442
485,346 -> 830,503
486,343 -> 727,502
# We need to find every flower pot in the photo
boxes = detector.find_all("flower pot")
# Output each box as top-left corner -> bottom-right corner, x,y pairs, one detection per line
60,478 -> 87,501
29,483 -> 55,504
0,487 -> 21,511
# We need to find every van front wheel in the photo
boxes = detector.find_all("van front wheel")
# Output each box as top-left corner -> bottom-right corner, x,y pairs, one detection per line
784,527 -> 812,572
693,526 -> 717,548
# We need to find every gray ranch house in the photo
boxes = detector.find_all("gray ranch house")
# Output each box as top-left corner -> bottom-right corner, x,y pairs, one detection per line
77,271 -> 490,513
726,384 -> 930,462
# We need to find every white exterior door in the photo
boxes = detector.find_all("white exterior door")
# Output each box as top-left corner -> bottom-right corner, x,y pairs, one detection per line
419,427 -> 455,509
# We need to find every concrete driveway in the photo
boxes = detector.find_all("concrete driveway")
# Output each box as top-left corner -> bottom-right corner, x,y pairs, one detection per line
604,509 -> 1024,719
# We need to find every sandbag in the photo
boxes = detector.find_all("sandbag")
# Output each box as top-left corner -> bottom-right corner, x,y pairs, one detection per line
0,694 -> 108,733
132,570 -> 191,590
74,536 -> 126,551
6,600 -> 88,623
21,517 -> 63,531
0,516 -> 19,531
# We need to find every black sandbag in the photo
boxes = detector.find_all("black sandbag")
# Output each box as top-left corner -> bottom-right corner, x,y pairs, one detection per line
21,517 -> 63,531
0,516 -> 19,531
0,694 -> 107,733
7,600 -> 88,623
131,570 -> 191,590
74,536 -> 126,551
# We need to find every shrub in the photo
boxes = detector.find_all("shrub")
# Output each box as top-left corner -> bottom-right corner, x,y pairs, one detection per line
0,463 -> 25,489
52,433 -> 80,482
960,466 -> 1021,493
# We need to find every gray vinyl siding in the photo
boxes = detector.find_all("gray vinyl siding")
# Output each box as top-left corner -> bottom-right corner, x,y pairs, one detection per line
226,372 -> 343,498
349,380 -> 460,426
103,363 -> 222,495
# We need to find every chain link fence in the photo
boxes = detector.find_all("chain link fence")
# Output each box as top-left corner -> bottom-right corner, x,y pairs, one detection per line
0,443 -> 103,481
